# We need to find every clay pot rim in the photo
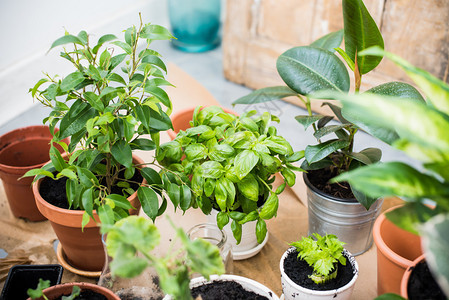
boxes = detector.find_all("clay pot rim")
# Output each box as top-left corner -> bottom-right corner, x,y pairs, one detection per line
0,125 -> 56,171
373,205 -> 418,268
167,106 -> 238,140
400,253 -> 426,298
279,246 -> 359,296
33,153 -> 146,228
28,282 -> 120,300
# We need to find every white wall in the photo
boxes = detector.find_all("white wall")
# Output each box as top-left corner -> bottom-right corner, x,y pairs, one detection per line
0,0 -> 168,127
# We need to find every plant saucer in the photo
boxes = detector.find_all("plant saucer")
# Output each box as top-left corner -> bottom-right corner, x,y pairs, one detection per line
232,233 -> 269,260
56,243 -> 102,278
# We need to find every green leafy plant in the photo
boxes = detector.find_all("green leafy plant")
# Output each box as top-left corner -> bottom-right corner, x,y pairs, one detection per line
232,0 -> 424,209
290,233 -> 346,284
101,215 -> 225,300
27,279 -> 81,300
157,106 -> 303,244
24,15 -> 176,227
327,47 -> 449,297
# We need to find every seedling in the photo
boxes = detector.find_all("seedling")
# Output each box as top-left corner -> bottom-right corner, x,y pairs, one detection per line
27,279 -> 81,300
290,233 -> 346,284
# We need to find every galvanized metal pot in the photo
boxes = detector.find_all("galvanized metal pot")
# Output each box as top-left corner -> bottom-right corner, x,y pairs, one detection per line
304,173 -> 383,256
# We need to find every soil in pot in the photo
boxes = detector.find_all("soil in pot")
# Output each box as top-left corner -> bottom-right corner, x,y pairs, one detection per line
39,171 -> 143,209
307,167 -> 354,199
283,249 -> 354,291
191,280 -> 269,300
53,289 -> 108,300
407,260 -> 447,300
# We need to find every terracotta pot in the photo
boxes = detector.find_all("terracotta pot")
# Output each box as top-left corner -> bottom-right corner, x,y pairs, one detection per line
400,254 -> 425,299
0,125 -> 68,221
373,205 -> 423,295
27,282 -> 120,300
33,154 -> 145,272
167,106 -> 237,140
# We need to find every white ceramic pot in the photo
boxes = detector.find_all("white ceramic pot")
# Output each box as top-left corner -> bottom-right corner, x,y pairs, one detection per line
163,274 -> 280,300
280,247 -> 358,300
208,209 -> 269,259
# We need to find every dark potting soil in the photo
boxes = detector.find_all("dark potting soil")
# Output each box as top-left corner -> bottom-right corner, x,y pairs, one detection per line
54,289 -> 107,300
39,170 -> 143,209
407,260 -> 447,300
283,249 -> 355,291
191,280 -> 269,300
307,168 -> 355,199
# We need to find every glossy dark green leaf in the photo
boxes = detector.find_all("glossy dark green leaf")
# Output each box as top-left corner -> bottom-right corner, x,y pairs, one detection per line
130,139 -> 156,151
334,162 -> 449,199
145,86 -> 171,108
140,167 -> 162,185
50,34 -> 83,50
305,139 -> 350,164
310,30 -> 344,52
141,55 -> 167,73
111,140 -> 133,169
276,46 -> 350,95
59,99 -> 96,139
148,108 -> 173,132
60,71 -> 85,92
421,214 -> 449,297
366,82 -> 425,102
49,145 -> 67,172
232,86 -> 298,105
295,115 -> 326,130
135,104 -> 151,132
76,167 -> 99,188
109,53 -> 127,71
350,187 -> 378,210
313,124 -> 348,140
167,183 -> 181,208
342,0 -> 384,74
83,92 -> 104,112
108,73 -> 127,86
138,186 -> 159,222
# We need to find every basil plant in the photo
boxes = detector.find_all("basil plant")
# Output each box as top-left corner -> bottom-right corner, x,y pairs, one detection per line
330,47 -> 449,298
157,106 -> 303,244
233,0 -> 423,210
25,17 -> 177,227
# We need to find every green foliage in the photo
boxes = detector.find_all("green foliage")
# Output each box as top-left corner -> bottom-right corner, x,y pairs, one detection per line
374,294 -> 406,300
25,15 -> 175,227
157,106 -> 303,244
102,216 -> 225,300
290,233 -> 346,285
232,0 -> 422,209
330,49 -> 449,297
61,286 -> 81,300
27,278 -> 50,300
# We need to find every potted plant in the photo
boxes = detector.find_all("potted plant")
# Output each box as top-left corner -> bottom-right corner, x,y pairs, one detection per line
280,233 -> 358,300
156,105 -> 303,257
0,126 -> 68,221
27,279 -> 119,300
24,16 -> 177,272
101,215 -> 279,300
232,0 -> 424,256
328,47 -> 449,298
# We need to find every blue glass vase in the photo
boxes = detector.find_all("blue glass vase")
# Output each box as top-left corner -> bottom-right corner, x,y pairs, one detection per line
168,0 -> 221,52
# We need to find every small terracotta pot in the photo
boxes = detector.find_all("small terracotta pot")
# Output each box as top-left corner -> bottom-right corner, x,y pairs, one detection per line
373,205 -> 423,295
167,106 -> 237,140
27,282 -> 120,300
33,154 -> 145,272
400,254 -> 425,299
0,125 -> 68,221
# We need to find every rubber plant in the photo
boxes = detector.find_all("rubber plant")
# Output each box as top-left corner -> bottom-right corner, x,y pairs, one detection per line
24,15 -> 188,226
290,233 -> 346,284
157,106 -> 303,244
232,0 -> 424,209
101,215 -> 225,300
328,47 -> 449,298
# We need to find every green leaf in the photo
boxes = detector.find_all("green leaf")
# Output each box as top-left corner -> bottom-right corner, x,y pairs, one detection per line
217,211 -> 229,229
295,114 -> 327,130
310,30 -> 344,52
60,71 -> 85,92
421,214 -> 449,297
231,220 -> 242,244
131,139 -> 156,151
112,41 -> 132,55
334,47 -> 355,71
140,167 -> 162,185
76,167 -> 99,188
50,34 -> 83,50
232,86 -> 298,105
234,150 -> 259,180
276,46 -> 350,95
27,278 -> 51,299
185,144 -> 207,161
98,204 -> 114,225
259,193 -> 279,220
313,124 -> 348,140
386,202 -> 437,235
141,24 -> 175,40
361,47 -> 449,115
107,194 -> 133,210
180,185 -> 192,211
374,294 -> 406,300
167,183 -> 181,208
333,162 -> 449,200
239,211 -> 258,224
22,168 -> 55,180
111,140 -> 133,169
214,180 -> 228,211
366,82 -> 425,102
109,53 -> 127,71
138,186 -> 159,222
141,55 -> 167,73
83,92 -> 104,111
281,167 -> 296,187
305,139 -> 350,164
49,146 -> 67,172
342,0 -> 384,74
59,99 -> 96,139
236,173 -> 259,201
93,34 -> 117,53
201,161 -> 224,179
145,86 -> 172,108
256,218 -> 267,244
81,188 -> 94,217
